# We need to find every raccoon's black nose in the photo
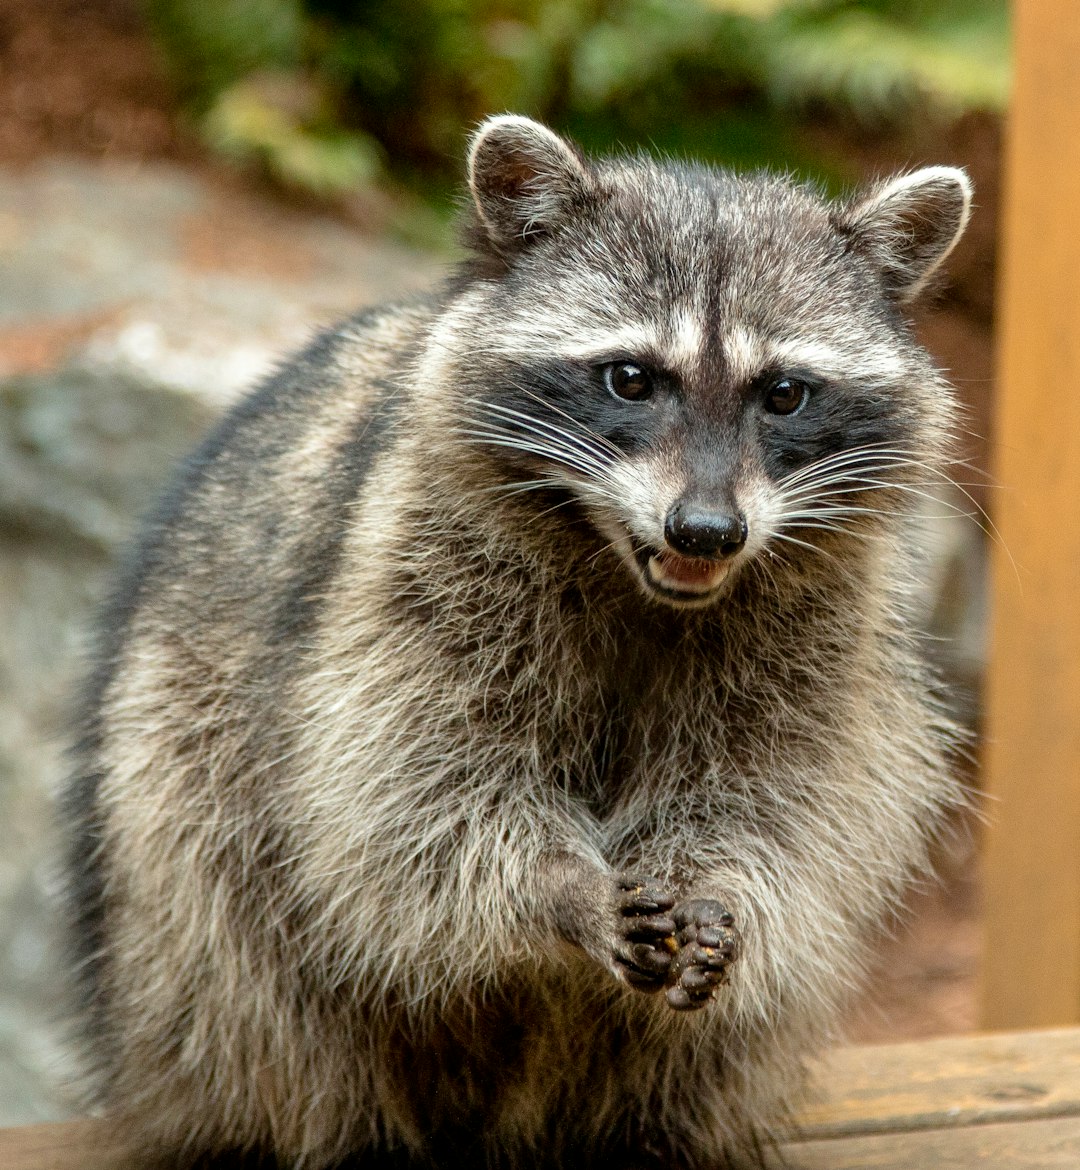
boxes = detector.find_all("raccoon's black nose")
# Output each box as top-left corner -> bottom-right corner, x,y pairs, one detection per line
664,502 -> 748,560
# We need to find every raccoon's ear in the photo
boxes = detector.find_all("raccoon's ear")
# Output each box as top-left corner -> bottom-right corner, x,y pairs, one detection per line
467,115 -> 591,255
834,167 -> 972,303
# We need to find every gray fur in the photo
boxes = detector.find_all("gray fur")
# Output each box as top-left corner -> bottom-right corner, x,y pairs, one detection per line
62,116 -> 971,1169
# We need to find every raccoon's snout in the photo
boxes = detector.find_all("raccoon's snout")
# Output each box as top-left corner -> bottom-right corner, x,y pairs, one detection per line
664,501 -> 748,561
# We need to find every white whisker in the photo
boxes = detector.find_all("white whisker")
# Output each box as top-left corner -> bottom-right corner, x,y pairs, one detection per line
457,393 -> 633,517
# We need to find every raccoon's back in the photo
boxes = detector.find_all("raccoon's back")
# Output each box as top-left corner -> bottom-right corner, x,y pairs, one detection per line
116,297 -> 435,664
61,295 -> 436,1081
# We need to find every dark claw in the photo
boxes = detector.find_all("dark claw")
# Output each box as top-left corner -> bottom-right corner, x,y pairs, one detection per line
621,966 -> 666,991
679,966 -> 712,992
630,943 -> 672,975
665,984 -> 713,1011
625,914 -> 677,942
666,985 -> 693,1010
689,945 -> 733,970
619,896 -> 676,918
680,961 -> 729,990
616,941 -> 671,990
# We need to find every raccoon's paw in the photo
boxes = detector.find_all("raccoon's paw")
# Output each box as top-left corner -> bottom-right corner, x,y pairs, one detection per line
665,899 -> 739,1011
612,876 -> 678,993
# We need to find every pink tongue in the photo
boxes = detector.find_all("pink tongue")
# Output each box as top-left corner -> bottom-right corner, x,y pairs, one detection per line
655,551 -> 720,586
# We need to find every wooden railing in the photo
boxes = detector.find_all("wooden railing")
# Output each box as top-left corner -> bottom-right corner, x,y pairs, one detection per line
981,0 -> 1080,1028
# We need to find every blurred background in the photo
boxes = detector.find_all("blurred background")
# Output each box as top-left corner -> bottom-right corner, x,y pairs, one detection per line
0,0 -> 1005,1123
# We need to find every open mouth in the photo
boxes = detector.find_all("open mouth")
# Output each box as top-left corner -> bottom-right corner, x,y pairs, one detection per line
634,546 -> 732,603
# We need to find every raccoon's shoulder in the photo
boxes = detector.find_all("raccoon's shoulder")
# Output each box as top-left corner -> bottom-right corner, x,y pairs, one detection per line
209,291 -> 440,468
164,292 -> 437,527
88,292 -> 443,684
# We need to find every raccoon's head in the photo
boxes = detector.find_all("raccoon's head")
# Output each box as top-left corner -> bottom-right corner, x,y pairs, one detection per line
452,115 -> 970,608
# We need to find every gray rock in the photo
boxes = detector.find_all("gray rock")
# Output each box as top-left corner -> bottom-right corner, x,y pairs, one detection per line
0,158 -> 440,1122
0,366 -> 218,1121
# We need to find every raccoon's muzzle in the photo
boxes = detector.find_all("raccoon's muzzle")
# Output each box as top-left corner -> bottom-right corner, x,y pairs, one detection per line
625,500 -> 747,603
663,501 -> 748,560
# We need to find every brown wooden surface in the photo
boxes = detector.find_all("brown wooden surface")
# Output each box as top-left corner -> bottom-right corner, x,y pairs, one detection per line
3,1030 -> 1079,1168
3,1116 -> 1076,1170
981,0 -> 1080,1028
798,1027 -> 1080,1140
782,1115 -> 1080,1169
0,1120 -> 119,1170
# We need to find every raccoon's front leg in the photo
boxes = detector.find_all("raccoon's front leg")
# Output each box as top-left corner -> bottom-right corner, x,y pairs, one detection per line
548,861 -> 678,993
665,899 -> 740,1011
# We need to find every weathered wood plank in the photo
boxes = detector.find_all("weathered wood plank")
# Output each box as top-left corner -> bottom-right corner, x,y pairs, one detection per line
798,1027 -> 1080,1139
781,1114 -> 1080,1169
981,0 -> 1080,1028
4,1031 -> 1080,1168
5,1115 -> 1080,1170
0,1120 -> 121,1170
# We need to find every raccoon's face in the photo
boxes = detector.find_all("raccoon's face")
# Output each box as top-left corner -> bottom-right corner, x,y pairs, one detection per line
458,116 -> 970,608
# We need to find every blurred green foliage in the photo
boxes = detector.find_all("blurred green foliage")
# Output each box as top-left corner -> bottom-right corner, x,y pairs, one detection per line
145,0 -> 1008,206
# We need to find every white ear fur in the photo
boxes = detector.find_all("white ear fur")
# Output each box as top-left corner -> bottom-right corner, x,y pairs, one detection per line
836,166 -> 973,303
467,115 -> 590,254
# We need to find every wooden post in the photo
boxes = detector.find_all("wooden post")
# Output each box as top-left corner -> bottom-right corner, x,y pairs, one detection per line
981,0 -> 1080,1028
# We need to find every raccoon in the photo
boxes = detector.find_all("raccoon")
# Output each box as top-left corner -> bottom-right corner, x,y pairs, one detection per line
62,115 -> 972,1169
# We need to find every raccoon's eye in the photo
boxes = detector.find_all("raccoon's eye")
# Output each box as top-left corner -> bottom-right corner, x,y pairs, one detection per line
763,377 -> 811,416
604,362 -> 653,401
